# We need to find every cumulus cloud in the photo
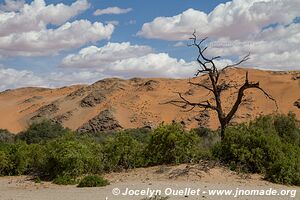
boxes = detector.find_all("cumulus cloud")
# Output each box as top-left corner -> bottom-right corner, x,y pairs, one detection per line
205,22 -> 300,70
0,0 -> 25,11
0,65 -> 105,91
0,0 -> 114,56
138,0 -> 300,70
94,7 -> 132,16
105,20 -> 119,26
138,0 -> 299,41
0,67 -> 46,91
61,42 -> 153,68
61,42 -> 198,78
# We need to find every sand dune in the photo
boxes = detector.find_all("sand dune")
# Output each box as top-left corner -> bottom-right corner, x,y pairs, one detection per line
0,68 -> 299,133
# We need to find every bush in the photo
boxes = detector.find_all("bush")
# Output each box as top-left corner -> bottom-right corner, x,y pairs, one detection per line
53,174 -> 77,185
42,135 -> 102,179
77,175 -> 109,187
214,123 -> 282,173
145,123 -> 203,165
102,133 -> 145,171
213,113 -> 300,185
273,112 -> 300,145
18,120 -> 68,144
0,129 -> 15,143
4,142 -> 33,175
0,150 -> 11,175
265,145 -> 300,185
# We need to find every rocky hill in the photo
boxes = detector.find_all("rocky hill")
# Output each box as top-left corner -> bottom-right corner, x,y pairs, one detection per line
0,68 -> 299,133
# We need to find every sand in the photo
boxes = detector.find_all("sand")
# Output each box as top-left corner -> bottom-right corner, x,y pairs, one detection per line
0,164 -> 298,200
0,68 -> 299,134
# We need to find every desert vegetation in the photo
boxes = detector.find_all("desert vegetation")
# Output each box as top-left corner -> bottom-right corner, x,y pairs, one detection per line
0,113 -> 300,186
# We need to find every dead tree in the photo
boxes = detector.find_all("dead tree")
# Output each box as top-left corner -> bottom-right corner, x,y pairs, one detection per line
166,32 -> 277,140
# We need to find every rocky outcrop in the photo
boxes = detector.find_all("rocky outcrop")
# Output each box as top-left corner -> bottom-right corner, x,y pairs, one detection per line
66,87 -> 88,100
52,111 -> 73,124
80,90 -> 106,107
194,110 -> 210,128
294,99 -> 300,109
77,109 -> 122,133
138,80 -> 159,91
22,96 -> 43,104
31,102 -> 59,121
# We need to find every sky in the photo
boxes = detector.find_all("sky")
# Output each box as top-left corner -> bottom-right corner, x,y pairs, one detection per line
0,0 -> 299,91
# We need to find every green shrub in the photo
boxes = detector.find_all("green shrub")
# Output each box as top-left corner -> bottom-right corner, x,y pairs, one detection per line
214,123 -> 283,173
213,113 -> 300,185
5,141 -> 33,175
103,133 -> 145,171
265,145 -> 300,185
77,175 -> 109,187
43,135 -> 102,179
85,128 -> 151,144
0,150 -> 11,175
273,112 -> 300,145
53,174 -> 77,185
0,129 -> 15,143
18,120 -> 68,144
145,123 -> 203,165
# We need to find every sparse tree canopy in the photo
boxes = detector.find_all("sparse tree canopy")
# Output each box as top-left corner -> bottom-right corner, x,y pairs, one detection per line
167,32 -> 278,140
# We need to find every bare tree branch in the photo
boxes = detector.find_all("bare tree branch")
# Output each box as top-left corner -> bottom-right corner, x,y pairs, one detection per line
166,32 -> 277,140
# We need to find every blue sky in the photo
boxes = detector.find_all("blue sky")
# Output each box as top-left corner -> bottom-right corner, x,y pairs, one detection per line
0,0 -> 299,90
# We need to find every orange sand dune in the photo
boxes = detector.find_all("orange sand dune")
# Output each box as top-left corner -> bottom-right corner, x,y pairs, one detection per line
0,68 -> 299,133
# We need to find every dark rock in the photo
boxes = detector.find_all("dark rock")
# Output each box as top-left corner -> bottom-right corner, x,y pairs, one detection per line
185,89 -> 194,96
194,110 -> 210,128
91,78 -> 125,91
66,87 -> 89,100
52,111 -> 73,124
292,74 -> 300,80
22,96 -> 43,104
31,102 -> 59,121
294,99 -> 300,109
77,109 -> 122,133
80,90 -> 106,107
138,80 -> 159,91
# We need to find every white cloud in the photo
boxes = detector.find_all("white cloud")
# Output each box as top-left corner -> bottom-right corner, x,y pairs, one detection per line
61,42 -> 153,68
0,67 -> 46,90
138,0 -> 299,41
0,0 -> 115,56
0,0 -> 25,11
94,7 -> 132,16
0,65 -> 105,91
105,20 -> 119,26
206,23 -> 300,70
138,0 -> 300,70
173,41 -> 186,47
61,42 -> 198,78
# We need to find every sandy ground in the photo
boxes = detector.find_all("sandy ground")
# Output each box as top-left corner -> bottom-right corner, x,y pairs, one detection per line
0,164 -> 299,200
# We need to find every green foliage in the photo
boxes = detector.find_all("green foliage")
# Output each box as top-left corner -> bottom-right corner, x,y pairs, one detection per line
77,175 -> 109,187
0,113 -> 299,186
265,145 -> 300,185
18,120 -> 68,144
43,135 -> 102,179
53,174 -> 77,185
5,142 -> 32,175
273,112 -> 300,145
0,150 -> 11,175
102,133 -> 145,171
0,129 -> 15,143
213,113 -> 300,185
145,123 -> 203,165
